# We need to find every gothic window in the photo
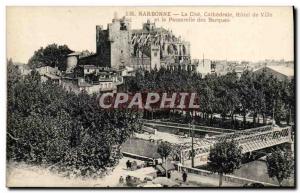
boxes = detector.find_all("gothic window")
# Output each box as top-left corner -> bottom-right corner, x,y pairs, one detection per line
167,45 -> 174,55
173,45 -> 178,55
182,45 -> 186,55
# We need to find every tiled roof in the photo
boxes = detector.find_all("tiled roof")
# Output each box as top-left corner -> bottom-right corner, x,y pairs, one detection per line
267,65 -> 294,77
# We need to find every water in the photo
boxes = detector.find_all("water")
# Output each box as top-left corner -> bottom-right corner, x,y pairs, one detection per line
121,138 -> 160,159
121,137 -> 295,187
233,160 -> 294,186
152,125 -> 217,137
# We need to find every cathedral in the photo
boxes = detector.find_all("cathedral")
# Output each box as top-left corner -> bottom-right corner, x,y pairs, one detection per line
76,16 -> 192,71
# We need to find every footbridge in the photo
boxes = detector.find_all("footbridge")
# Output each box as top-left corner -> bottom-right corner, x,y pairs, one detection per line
179,125 -> 292,166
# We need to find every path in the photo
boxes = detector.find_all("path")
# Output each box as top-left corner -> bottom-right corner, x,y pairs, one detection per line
169,170 -> 241,187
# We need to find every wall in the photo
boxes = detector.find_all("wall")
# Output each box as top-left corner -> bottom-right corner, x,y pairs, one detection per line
61,78 -> 81,94
122,152 -> 154,162
96,26 -> 111,67
66,55 -> 78,73
130,57 -> 151,71
150,45 -> 160,69
108,18 -> 132,68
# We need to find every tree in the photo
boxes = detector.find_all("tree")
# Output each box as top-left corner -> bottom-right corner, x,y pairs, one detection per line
157,141 -> 172,162
28,43 -> 73,70
7,58 -> 21,92
208,140 -> 242,186
157,141 -> 172,175
266,148 -> 293,186
7,68 -> 142,176
239,70 -> 255,127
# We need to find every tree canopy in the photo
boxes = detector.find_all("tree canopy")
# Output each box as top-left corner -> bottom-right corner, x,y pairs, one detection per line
157,141 -> 173,162
208,140 -> 243,186
28,43 -> 73,71
7,62 -> 141,177
266,148 -> 294,186
126,67 -> 294,129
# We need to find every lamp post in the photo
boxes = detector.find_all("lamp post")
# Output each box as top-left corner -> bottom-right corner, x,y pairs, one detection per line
191,111 -> 195,168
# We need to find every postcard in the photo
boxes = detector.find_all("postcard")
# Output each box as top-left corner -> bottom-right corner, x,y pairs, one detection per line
6,6 -> 295,188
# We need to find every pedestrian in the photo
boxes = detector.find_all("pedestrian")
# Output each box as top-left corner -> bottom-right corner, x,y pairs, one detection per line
182,171 -> 187,182
119,176 -> 124,184
167,170 -> 171,179
128,160 -> 132,169
125,175 -> 131,184
131,161 -> 137,170
126,160 -> 131,169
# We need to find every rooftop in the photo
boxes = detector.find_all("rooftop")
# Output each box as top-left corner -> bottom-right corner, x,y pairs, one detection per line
267,65 -> 294,77
132,27 -> 168,34
68,52 -> 81,56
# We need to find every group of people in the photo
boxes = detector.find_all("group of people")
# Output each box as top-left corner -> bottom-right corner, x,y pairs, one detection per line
123,159 -> 189,185
119,175 -> 138,185
119,175 -> 135,184
126,160 -> 138,170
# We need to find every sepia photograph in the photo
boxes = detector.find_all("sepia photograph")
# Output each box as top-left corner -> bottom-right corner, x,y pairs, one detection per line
6,6 -> 295,188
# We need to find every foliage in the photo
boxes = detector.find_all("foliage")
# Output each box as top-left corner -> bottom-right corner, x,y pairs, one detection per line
28,43 -> 73,71
266,148 -> 294,186
126,67 -> 294,128
208,140 -> 242,186
157,141 -> 173,162
7,62 -> 142,177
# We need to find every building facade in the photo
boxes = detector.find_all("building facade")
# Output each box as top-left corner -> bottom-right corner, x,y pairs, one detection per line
72,17 -> 192,71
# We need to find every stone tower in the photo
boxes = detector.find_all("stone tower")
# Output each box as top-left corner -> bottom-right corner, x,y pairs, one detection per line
150,44 -> 160,69
96,17 -> 132,68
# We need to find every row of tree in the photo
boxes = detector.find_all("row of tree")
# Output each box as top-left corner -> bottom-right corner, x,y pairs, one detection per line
126,67 -> 294,128
7,61 -> 142,177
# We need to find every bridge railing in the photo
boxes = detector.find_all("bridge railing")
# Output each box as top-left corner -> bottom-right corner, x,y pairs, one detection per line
206,125 -> 274,141
180,126 -> 292,161
239,127 -> 291,153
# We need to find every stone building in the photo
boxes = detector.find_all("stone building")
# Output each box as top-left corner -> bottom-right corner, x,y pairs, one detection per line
95,17 -> 132,68
71,16 -> 192,71
130,19 -> 191,70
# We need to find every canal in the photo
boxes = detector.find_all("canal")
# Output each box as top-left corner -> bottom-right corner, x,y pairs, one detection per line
233,160 -> 294,186
121,137 -> 160,159
122,137 -> 294,187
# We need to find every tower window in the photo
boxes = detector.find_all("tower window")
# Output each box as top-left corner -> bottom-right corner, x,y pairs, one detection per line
120,23 -> 127,30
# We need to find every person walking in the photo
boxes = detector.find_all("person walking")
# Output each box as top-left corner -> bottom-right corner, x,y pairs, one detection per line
167,170 -> 171,179
126,160 -> 131,169
182,171 -> 187,183
119,176 -> 124,184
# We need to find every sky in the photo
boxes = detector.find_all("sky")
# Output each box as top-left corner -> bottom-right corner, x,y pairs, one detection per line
6,6 -> 294,63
